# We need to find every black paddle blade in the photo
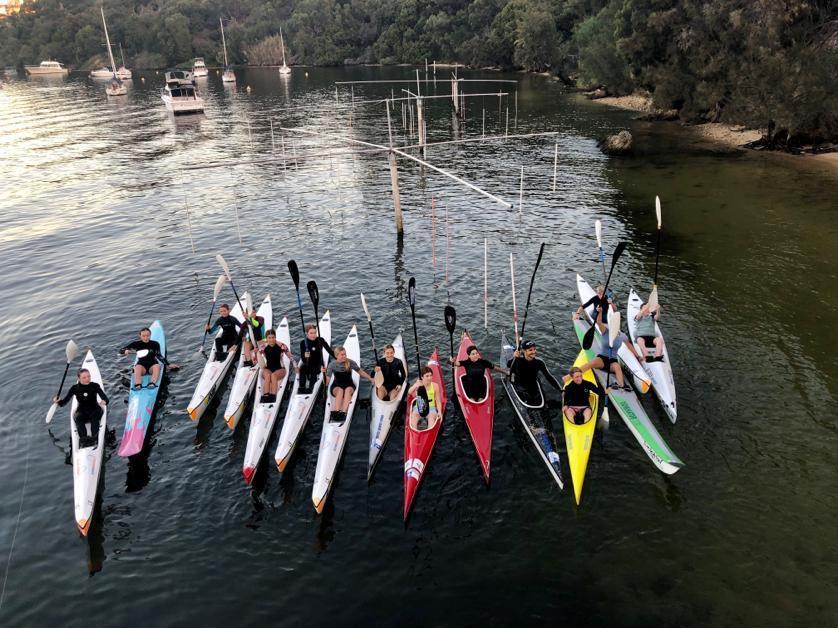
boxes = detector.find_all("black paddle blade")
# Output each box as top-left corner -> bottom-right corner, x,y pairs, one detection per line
610,242 -> 627,267
582,324 -> 596,350
444,305 -> 456,334
307,280 -> 319,307
288,260 -> 300,288
408,277 -> 416,307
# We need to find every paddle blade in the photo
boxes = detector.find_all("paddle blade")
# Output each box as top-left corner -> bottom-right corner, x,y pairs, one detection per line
245,291 -> 253,314
288,260 -> 300,288
307,280 -> 319,308
408,277 -> 416,307
608,310 -> 621,347
599,406 -> 610,431
648,286 -> 659,311
444,305 -> 456,334
582,324 -> 596,350
212,274 -> 226,300
655,196 -> 662,228
361,293 -> 371,321
595,220 -> 602,248
45,402 -> 58,424
373,370 -> 385,388
216,254 -> 232,282
611,241 -> 627,266
65,339 -> 79,363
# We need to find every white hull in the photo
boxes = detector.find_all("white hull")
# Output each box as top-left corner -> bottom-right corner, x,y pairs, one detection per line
312,325 -> 361,513
367,334 -> 407,478
26,66 -> 69,76
279,65 -> 291,75
222,70 -> 236,83
162,92 -> 205,115
187,298 -> 246,420
71,351 -> 107,536
90,68 -> 113,79
116,67 -> 132,80
242,317 -> 291,483
223,295 -> 272,429
106,84 -> 127,96
274,311 -> 332,471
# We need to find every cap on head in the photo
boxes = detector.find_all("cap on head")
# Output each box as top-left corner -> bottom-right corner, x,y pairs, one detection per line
521,340 -> 536,350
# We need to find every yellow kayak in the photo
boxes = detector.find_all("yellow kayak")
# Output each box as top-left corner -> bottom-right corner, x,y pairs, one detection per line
562,350 -> 600,505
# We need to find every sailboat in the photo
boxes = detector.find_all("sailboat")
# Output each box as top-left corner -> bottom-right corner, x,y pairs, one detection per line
279,27 -> 291,75
116,43 -> 132,80
220,18 -> 236,83
101,8 -> 127,96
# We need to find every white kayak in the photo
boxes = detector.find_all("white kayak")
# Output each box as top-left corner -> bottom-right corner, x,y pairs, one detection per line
312,324 -> 361,513
72,350 -> 107,536
242,316 -> 291,484
626,289 -> 677,422
223,294 -> 273,429
367,333 -> 408,480
576,274 -> 651,393
187,296 -> 246,421
274,311 -> 332,471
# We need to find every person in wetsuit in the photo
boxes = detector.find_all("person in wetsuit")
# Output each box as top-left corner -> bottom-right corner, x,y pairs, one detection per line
562,366 -> 606,425
325,344 -> 374,422
506,340 -> 562,405
373,344 -> 407,401
575,284 -> 612,326
206,303 -> 241,362
240,307 -> 265,367
260,329 -> 296,403
54,368 -> 108,448
120,327 -> 168,390
449,344 -> 508,400
298,323 -> 333,394
408,366 -> 442,430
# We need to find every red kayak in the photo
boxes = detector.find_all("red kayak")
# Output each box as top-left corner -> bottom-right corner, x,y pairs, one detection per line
403,348 -> 447,520
454,331 -> 494,483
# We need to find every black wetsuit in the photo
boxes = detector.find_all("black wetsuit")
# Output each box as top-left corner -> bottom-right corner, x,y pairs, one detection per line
209,315 -> 241,357
121,340 -> 167,369
458,358 -> 494,400
298,336 -> 334,393
563,380 -> 603,407
59,382 -> 109,442
507,356 -> 561,404
582,294 -> 609,324
375,357 -> 406,393
263,344 -> 287,372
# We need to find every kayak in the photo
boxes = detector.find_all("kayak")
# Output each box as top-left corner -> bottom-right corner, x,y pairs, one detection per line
72,350 -> 107,535
499,333 -> 564,488
576,274 -> 651,393
367,333 -> 408,480
223,294 -> 273,429
242,316 -> 291,484
187,297 -> 246,421
626,289 -> 677,423
562,350 -> 600,505
274,311 -> 332,472
454,331 -> 495,483
118,320 -> 166,457
312,325 -> 361,513
573,318 -> 684,474
403,348 -> 447,519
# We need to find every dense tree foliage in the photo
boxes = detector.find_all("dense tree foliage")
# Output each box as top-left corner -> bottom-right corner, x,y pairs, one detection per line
1,0 -> 835,143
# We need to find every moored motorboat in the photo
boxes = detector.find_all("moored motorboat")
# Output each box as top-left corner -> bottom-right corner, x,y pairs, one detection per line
161,70 -> 204,115
25,61 -> 69,76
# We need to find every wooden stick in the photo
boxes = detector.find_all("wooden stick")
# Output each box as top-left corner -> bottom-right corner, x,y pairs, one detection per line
552,141 -> 558,191
484,238 -> 488,328
519,166 -> 523,212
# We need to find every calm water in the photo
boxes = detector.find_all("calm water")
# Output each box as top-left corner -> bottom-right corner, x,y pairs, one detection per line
0,67 -> 836,626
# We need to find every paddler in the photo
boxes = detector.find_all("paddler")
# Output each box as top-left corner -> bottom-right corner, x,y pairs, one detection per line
259,329 -> 296,403
373,343 -> 407,401
119,327 -> 169,390
53,368 -> 108,447
408,366 -> 443,430
506,340 -> 563,404
325,344 -> 374,422
240,306 -> 266,367
572,312 -> 636,390
562,366 -> 607,425
633,301 -> 664,361
449,344 -> 508,400
205,303 -> 241,362
298,323 -> 334,394
575,283 -> 613,326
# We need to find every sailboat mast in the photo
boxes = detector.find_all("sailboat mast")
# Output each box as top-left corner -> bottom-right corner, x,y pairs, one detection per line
101,7 -> 118,76
119,43 -> 126,68
280,27 -> 287,66
220,18 -> 229,67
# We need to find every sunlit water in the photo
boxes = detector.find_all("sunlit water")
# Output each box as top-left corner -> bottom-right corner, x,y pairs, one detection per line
0,67 -> 835,625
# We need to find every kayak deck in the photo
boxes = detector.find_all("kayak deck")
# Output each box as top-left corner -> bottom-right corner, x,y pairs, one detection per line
454,331 -> 494,483
562,350 -> 600,505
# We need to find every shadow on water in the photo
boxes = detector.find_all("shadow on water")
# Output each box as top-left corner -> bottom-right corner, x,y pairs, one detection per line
314,498 -> 336,555
86,466 -> 106,577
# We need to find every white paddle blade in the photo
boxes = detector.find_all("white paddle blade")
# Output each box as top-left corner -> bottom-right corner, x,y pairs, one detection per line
655,196 -> 662,228
648,286 -> 659,312
361,293 -> 371,321
595,219 -> 602,248
65,339 -> 79,363
257,351 -> 267,369
608,310 -> 621,347
373,370 -> 385,388
216,254 -> 232,281
600,406 -> 610,430
213,274 -> 226,300
245,291 -> 253,314
45,402 -> 58,424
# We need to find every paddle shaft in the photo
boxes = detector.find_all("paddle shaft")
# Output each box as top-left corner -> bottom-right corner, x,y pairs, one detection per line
583,242 -> 627,350
54,362 -> 71,399
518,242 -> 545,342
510,253 -> 519,347
409,303 -> 421,375
288,261 -> 307,333
309,300 -> 327,390
653,226 -> 661,286
199,298 -> 218,350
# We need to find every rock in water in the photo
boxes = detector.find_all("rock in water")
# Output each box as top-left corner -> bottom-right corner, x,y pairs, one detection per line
598,130 -> 633,155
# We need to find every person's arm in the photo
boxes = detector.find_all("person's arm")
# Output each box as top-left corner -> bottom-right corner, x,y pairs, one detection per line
206,317 -> 220,334
119,340 -> 140,355
653,305 -> 661,320
57,385 -> 76,407
408,378 -> 423,394
94,383 -> 109,405
356,362 -> 375,383
538,360 -> 563,390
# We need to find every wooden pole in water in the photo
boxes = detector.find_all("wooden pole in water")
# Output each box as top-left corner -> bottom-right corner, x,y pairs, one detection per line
552,141 -> 558,191
505,107 -> 509,137
182,174 -> 196,254
514,91 -> 518,129
482,108 -> 485,138
484,237 -> 488,328
281,132 -> 288,174
247,118 -> 253,150
431,193 -> 436,271
270,119 -> 276,155
386,100 -> 404,235
445,201 -> 450,287
519,166 -> 524,212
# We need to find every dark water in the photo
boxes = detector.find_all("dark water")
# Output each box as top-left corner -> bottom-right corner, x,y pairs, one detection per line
1,67 -> 836,626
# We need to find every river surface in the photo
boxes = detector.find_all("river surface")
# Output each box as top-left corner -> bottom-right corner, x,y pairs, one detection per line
0,67 -> 836,626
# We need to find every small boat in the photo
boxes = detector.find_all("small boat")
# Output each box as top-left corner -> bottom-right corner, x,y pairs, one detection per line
562,350 -> 600,505
192,57 -> 209,78
90,67 -> 114,79
25,61 -> 69,76
278,27 -> 291,75
454,331 -> 495,483
220,18 -> 236,83
499,333 -> 564,488
312,325 -> 361,513
116,44 -> 132,80
626,289 -> 677,422
274,311 -> 332,471
161,70 -> 204,115
223,294 -> 272,429
576,273 -> 651,393
242,317 -> 291,484
100,8 -> 127,97
72,350 -> 107,536
118,320 -> 166,457
187,297 -> 245,421
367,333 -> 408,480
403,348 -> 447,519
573,318 -> 684,474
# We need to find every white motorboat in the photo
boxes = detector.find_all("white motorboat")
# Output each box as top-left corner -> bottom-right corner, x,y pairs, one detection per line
25,61 -> 69,76
192,57 -> 209,78
161,71 -> 204,115
220,18 -> 236,83
90,67 -> 113,79
278,27 -> 291,75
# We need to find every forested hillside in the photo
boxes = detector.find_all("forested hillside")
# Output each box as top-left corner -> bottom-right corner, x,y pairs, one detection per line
2,0 -> 836,144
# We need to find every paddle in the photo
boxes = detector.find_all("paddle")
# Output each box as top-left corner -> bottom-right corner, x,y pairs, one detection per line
509,253 -> 519,348
216,254 -> 262,365
599,307 -> 622,432
444,305 -> 457,396
361,293 -> 385,388
307,280 -> 327,388
582,241 -> 628,350
45,340 -> 79,424
408,277 -> 421,374
198,274 -> 227,354
518,242 -> 545,343
648,196 -> 662,311
288,260 -> 306,333
595,220 -> 607,284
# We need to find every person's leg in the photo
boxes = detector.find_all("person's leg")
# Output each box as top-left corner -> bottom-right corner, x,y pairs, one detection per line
133,364 -> 147,388
654,336 -> 664,358
341,386 -> 355,412
583,407 -> 592,422
409,409 -> 420,430
636,337 -> 647,361
376,384 -> 387,400
611,361 -> 625,388
333,387 -> 346,411
89,407 -> 102,444
581,357 -> 605,374
564,407 -> 576,421
149,363 -> 160,386
387,385 -> 401,401
261,369 -> 272,397
273,369 -> 286,396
